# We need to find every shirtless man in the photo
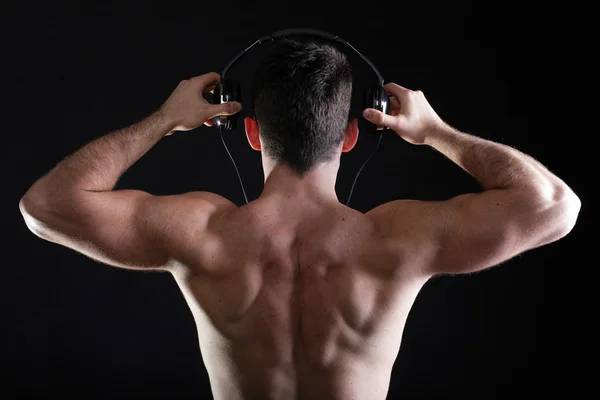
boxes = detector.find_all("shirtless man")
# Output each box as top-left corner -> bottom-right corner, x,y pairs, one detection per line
19,40 -> 580,400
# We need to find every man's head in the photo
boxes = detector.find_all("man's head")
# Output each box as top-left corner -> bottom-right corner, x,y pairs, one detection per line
245,39 -> 358,178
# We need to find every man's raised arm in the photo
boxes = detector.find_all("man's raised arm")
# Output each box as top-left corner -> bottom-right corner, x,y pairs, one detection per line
364,83 -> 581,276
19,72 -> 241,270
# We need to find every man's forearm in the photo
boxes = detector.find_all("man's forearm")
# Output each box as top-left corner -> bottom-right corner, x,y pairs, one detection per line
25,110 -> 172,199
424,124 -> 576,201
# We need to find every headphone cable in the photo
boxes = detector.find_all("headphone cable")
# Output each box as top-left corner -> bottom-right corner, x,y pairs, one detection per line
220,125 -> 250,204
345,130 -> 383,206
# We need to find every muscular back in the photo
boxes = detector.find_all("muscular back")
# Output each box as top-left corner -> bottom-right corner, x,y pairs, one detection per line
170,199 -> 429,400
19,65 -> 580,399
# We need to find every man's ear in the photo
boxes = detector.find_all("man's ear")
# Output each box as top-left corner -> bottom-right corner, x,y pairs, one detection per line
244,117 -> 261,151
342,118 -> 359,153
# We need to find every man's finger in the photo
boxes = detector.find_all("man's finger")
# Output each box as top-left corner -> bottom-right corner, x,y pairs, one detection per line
363,108 -> 397,128
384,82 -> 412,100
194,72 -> 221,88
206,102 -> 242,119
384,82 -> 411,92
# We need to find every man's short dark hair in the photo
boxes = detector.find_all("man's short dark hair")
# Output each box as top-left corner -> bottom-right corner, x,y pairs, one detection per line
250,39 -> 353,178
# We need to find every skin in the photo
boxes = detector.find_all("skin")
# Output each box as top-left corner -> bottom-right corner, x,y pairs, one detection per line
20,73 -> 581,399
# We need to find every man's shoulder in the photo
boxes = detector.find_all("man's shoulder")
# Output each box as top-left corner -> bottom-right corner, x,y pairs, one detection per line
364,199 -> 425,238
158,191 -> 238,238
177,191 -> 238,216
159,192 -> 239,272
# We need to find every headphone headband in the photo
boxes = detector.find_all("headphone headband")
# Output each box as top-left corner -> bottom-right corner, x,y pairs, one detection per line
214,28 -> 389,206
221,28 -> 384,85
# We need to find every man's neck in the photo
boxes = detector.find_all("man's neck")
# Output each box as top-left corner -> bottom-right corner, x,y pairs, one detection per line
260,160 -> 340,204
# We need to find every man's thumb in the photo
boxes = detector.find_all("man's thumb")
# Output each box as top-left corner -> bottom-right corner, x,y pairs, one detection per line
363,108 -> 395,128
363,108 -> 382,122
214,101 -> 242,116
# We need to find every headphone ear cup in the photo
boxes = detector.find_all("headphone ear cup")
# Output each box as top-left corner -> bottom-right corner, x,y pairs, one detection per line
232,83 -> 241,102
363,86 -> 378,132
227,83 -> 241,130
213,78 -> 242,130
212,82 -> 226,128
364,86 -> 374,111
376,85 -> 390,117
371,85 -> 390,131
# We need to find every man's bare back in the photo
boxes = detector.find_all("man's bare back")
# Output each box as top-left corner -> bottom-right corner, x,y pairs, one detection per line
166,199 -> 424,399
20,74 -> 581,400
170,198 -> 425,400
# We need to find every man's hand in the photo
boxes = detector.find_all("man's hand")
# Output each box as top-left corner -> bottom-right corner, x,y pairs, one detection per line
160,72 -> 242,135
362,83 -> 445,145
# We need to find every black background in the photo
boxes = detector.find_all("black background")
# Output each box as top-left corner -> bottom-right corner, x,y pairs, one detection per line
4,1 -> 593,399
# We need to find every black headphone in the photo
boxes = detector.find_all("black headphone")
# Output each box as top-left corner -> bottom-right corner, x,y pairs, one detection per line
211,28 -> 391,206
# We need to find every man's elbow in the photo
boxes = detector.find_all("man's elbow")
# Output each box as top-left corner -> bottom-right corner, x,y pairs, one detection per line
556,190 -> 582,237
538,188 -> 581,243
20,189 -> 45,220
522,185 -> 581,250
19,194 -> 54,240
